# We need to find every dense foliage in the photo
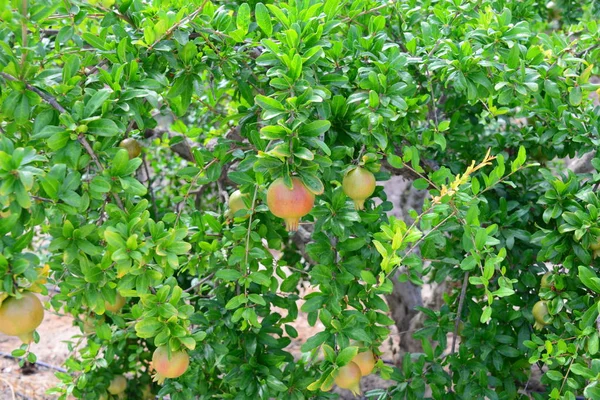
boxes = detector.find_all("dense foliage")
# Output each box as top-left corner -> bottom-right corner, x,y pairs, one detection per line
1,0 -> 599,399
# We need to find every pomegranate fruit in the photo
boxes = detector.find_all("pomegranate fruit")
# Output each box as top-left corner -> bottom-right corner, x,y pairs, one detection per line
266,177 -> 315,231
108,375 -> 127,395
119,138 -> 142,159
590,237 -> 600,251
104,293 -> 126,313
152,346 -> 190,384
334,361 -> 362,395
342,167 -> 376,210
540,273 -> 551,289
0,292 -> 44,343
352,350 -> 376,376
228,189 -> 248,218
532,300 -> 550,330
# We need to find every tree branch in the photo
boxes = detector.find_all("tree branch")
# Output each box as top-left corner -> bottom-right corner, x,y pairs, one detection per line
148,0 -> 209,50
1,72 -> 66,113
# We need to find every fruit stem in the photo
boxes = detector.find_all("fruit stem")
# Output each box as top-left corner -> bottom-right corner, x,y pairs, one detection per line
353,199 -> 365,210
284,218 -> 300,231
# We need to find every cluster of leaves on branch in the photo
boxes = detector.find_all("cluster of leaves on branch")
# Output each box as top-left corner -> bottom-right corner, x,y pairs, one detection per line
0,0 -> 599,399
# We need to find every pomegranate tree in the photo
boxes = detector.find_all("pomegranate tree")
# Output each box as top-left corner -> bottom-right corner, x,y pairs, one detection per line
151,346 -> 190,384
342,167 -> 376,210
334,361 -> 362,395
266,177 -> 315,231
0,292 -> 44,343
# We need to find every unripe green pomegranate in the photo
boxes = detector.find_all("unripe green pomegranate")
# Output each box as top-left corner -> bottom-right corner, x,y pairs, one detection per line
104,293 -> 126,313
228,190 -> 248,218
152,346 -> 190,384
108,375 -> 127,395
342,167 -> 376,210
266,177 -> 315,231
334,361 -> 362,395
0,292 -> 44,343
352,350 -> 376,376
532,300 -> 550,330
590,237 -> 600,251
540,273 -> 551,289
119,138 -> 142,159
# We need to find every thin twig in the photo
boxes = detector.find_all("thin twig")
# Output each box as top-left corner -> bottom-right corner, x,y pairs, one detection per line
242,184 -> 260,296
451,271 -> 469,353
184,272 -> 215,293
142,153 -> 159,218
148,0 -> 209,50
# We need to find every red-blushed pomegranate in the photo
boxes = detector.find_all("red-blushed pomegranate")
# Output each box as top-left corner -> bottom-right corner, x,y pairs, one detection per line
104,293 -> 126,313
151,346 -> 190,384
119,138 -> 142,159
228,189 -> 248,218
532,300 -> 550,330
352,350 -> 376,376
342,167 -> 376,210
334,361 -> 362,395
108,375 -> 127,395
0,292 -> 44,343
266,177 -> 315,231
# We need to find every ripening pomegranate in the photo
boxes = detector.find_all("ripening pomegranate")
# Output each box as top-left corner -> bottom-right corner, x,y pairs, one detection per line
119,138 -> 142,159
104,293 -> 126,313
152,346 -> 190,384
108,375 -> 127,395
266,177 -> 315,231
0,292 -> 44,343
532,300 -> 550,330
342,167 -> 376,210
352,350 -> 376,376
334,361 -> 362,395
228,190 -> 248,218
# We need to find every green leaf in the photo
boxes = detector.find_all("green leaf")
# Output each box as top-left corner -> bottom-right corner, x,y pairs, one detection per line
578,266 -> 600,293
248,293 -> 266,306
87,119 -> 120,137
299,120 -> 331,137
301,331 -> 330,352
480,306 -> 492,323
236,3 -> 251,32
569,86 -> 582,106
135,318 -> 162,338
298,171 -> 324,195
225,294 -> 248,310
82,33 -> 107,51
336,346 -> 358,366
215,269 -> 242,281
249,271 -> 271,286
255,95 -> 285,111
84,89 -> 112,118
255,3 -> 273,36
